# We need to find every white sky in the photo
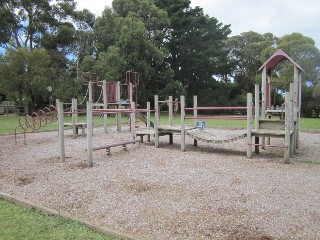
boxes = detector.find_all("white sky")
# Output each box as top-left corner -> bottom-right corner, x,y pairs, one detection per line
76,0 -> 320,48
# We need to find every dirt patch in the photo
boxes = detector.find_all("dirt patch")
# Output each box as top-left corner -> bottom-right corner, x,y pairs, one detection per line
68,161 -> 89,170
124,180 -> 162,194
16,176 -> 35,186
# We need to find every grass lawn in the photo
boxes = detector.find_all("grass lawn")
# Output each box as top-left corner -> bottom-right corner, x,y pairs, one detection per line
1,114 -> 319,135
0,198 -> 120,240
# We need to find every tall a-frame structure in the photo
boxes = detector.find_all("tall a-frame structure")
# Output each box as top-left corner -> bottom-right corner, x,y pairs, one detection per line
259,49 -> 303,150
247,49 -> 304,163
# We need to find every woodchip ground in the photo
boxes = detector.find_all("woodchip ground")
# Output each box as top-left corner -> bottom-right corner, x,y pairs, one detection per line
0,126 -> 320,239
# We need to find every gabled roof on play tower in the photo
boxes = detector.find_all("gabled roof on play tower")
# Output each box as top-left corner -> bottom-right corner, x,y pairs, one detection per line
258,49 -> 304,73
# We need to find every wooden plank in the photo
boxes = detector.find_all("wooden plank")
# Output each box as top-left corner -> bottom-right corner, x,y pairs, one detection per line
259,119 -> 284,130
158,125 -> 195,133
252,129 -> 294,138
93,140 -> 140,151
64,123 -> 87,127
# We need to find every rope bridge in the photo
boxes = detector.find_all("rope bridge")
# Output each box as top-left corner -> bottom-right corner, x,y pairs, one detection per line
186,128 -> 247,144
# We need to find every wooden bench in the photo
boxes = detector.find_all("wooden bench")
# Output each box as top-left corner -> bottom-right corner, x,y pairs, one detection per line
64,123 -> 87,138
135,129 -> 174,144
136,129 -> 155,143
92,140 -> 140,155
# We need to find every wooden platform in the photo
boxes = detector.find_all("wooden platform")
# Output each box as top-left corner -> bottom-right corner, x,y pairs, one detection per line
252,129 -> 294,138
157,125 -> 195,133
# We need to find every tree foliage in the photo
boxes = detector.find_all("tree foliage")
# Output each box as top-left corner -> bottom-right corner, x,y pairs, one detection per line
0,48 -> 54,110
0,0 -> 319,117
93,0 -> 173,103
277,33 -> 320,85
226,31 -> 277,93
155,0 -> 232,100
0,0 -> 88,109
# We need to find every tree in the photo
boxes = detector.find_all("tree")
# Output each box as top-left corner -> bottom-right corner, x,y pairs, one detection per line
72,9 -> 96,81
92,0 -> 173,103
226,31 -> 274,93
0,0 -> 17,46
0,48 -> 54,111
95,46 -> 126,81
277,33 -> 320,86
1,0 -> 66,49
156,0 -> 232,101
0,0 -> 95,108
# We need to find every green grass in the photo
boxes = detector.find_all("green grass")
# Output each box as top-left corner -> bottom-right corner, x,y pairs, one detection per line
0,198 -> 120,240
1,114 -> 319,134
0,114 -> 126,135
299,117 -> 320,130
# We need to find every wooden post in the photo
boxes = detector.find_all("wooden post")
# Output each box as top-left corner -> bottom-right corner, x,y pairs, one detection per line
71,98 -> 77,139
261,67 -> 266,118
103,80 -> 108,133
294,66 -> 301,149
129,82 -> 133,103
116,81 -> 121,132
284,92 -> 291,163
261,67 -> 267,149
147,102 -> 151,142
290,83 -> 295,156
169,96 -> 173,126
88,81 -> 93,102
193,95 -> 198,146
193,95 -> 198,127
147,102 -> 151,130
57,99 -> 65,163
86,101 -> 93,167
154,95 -> 159,148
254,84 -> 260,154
181,95 -> 185,151
131,102 -> 136,141
247,93 -> 252,158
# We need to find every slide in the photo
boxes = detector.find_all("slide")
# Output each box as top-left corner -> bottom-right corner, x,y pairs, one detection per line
136,112 -> 154,128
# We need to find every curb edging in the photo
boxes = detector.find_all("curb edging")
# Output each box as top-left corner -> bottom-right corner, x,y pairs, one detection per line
0,192 -> 140,240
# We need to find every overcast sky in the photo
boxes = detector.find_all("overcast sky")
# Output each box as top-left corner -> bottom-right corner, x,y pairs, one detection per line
76,0 -> 320,48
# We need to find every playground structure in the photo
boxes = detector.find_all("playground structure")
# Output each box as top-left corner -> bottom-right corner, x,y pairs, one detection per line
247,84 -> 295,163
80,70 -> 140,133
248,49 -> 303,163
56,97 -> 154,166
152,88 -> 296,163
53,49 -> 302,165
135,96 -> 179,144
153,95 -> 249,151
151,49 -> 302,163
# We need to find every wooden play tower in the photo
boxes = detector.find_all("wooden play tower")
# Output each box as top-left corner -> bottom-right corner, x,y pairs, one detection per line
247,49 -> 304,162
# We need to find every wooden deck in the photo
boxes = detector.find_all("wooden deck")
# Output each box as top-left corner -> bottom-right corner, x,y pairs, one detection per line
157,125 -> 195,133
252,129 -> 294,138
